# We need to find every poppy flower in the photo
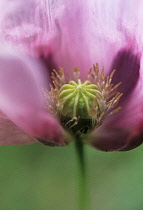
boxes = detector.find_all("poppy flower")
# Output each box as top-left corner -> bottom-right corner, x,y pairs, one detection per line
0,0 -> 142,151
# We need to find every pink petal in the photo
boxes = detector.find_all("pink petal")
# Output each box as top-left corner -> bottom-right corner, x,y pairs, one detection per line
91,107 -> 143,152
90,127 -> 129,152
0,0 -> 64,54
0,112 -> 35,145
36,0 -> 143,79
0,43 -> 66,145
91,54 -> 143,151
0,0 -> 43,43
1,0 -> 143,76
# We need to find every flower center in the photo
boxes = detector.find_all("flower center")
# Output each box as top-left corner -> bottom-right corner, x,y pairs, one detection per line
58,79 -> 103,133
46,64 -> 122,136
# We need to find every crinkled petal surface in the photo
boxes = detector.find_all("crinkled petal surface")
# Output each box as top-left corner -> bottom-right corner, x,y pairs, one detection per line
0,44 -> 66,145
31,0 -> 143,79
1,0 -> 143,74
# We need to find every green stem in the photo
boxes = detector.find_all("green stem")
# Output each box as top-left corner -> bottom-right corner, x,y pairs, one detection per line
75,138 -> 88,210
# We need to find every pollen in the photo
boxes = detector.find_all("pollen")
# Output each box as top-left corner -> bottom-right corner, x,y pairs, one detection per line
46,64 -> 122,136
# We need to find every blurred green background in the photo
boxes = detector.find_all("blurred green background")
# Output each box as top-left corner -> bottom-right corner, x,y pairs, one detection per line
0,142 -> 143,210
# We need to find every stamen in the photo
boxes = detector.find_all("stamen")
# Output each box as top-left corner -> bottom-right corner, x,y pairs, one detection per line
46,64 -> 123,136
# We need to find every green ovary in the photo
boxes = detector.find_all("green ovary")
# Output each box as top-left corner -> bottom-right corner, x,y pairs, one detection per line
58,80 -> 102,134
